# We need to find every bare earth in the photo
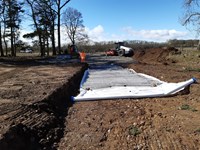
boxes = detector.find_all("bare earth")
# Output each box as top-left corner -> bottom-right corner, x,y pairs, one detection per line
58,48 -> 200,150
0,48 -> 200,150
0,58 -> 87,149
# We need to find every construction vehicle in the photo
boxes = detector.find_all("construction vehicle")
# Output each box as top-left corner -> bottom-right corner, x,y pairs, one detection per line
106,42 -> 134,57
115,42 -> 134,56
105,48 -> 118,56
68,44 -> 86,61
68,44 -> 79,58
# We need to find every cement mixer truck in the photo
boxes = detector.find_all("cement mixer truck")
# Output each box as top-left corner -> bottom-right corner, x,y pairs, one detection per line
106,42 -> 134,57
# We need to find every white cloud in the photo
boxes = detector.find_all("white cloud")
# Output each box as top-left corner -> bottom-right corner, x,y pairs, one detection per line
85,25 -> 128,42
85,25 -> 104,41
19,25 -> 191,45
84,25 -> 190,42
90,25 -> 104,35
122,27 -> 188,42
19,29 -> 36,45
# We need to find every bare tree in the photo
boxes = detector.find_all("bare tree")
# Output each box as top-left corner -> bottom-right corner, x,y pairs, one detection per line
55,0 -> 71,54
24,0 -> 56,56
62,7 -> 88,45
1,1 -> 9,56
25,0 -> 66,56
25,0 -> 44,56
42,0 -> 57,55
181,0 -> 200,49
36,0 -> 57,56
4,0 -> 24,56
182,0 -> 200,31
0,23 -> 3,57
0,2 -> 4,56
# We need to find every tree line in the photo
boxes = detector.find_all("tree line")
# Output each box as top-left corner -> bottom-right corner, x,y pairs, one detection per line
0,0 -> 87,57
77,40 -> 166,53
0,0 -> 24,56
168,39 -> 200,48
78,39 -> 200,53
1,0 -> 200,57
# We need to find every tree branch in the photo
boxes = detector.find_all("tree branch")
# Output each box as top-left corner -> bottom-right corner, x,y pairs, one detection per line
60,0 -> 71,9
183,12 -> 200,25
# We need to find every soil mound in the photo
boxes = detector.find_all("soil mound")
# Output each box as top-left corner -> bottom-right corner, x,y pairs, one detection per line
133,47 -> 178,64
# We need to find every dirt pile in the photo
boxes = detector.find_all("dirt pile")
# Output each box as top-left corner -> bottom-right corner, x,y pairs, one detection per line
133,47 -> 179,64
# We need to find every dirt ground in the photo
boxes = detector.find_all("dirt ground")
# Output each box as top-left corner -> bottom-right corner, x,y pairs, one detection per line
58,48 -> 200,150
0,57 -> 87,149
0,47 -> 200,150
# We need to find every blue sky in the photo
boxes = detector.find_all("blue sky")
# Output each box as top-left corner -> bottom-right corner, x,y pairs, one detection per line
21,0 -> 196,44
68,0 -> 181,29
65,0 -> 196,42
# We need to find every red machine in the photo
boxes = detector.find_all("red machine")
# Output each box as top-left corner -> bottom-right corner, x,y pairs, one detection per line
105,49 -> 118,56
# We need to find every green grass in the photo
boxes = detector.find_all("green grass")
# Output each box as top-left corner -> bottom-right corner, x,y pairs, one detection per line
128,125 -> 141,136
179,104 -> 198,112
195,128 -> 200,133
168,47 -> 200,68
180,104 -> 190,110
184,67 -> 200,72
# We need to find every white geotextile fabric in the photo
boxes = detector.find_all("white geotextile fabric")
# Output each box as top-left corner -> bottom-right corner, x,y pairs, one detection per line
73,66 -> 196,101
81,69 -> 162,89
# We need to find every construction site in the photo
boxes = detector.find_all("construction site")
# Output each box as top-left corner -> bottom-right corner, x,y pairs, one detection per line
0,47 -> 200,150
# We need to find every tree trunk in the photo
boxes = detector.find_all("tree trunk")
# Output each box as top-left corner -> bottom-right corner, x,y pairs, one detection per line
57,8 -> 61,54
72,33 -> 75,45
197,40 -> 200,50
46,36 -> 49,56
2,7 -> 7,56
39,34 -> 45,57
42,35 -> 46,56
44,26 -> 49,56
3,33 -> 8,56
37,31 -> 44,57
26,0 -> 45,57
10,27 -> 15,56
56,0 -> 71,54
14,32 -> 17,56
51,25 -> 56,55
0,23 -> 4,57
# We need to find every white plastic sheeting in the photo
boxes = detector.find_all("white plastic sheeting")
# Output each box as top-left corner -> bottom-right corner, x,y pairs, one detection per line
72,66 -> 196,102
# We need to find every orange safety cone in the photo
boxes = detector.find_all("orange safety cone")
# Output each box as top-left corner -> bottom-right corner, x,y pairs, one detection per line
79,52 -> 86,62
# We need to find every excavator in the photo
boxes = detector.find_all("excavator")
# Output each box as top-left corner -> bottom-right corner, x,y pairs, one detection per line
68,44 -> 86,61
68,44 -> 80,58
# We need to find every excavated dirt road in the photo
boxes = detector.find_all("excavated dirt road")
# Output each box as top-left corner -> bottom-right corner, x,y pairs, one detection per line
0,48 -> 200,150
58,48 -> 200,150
